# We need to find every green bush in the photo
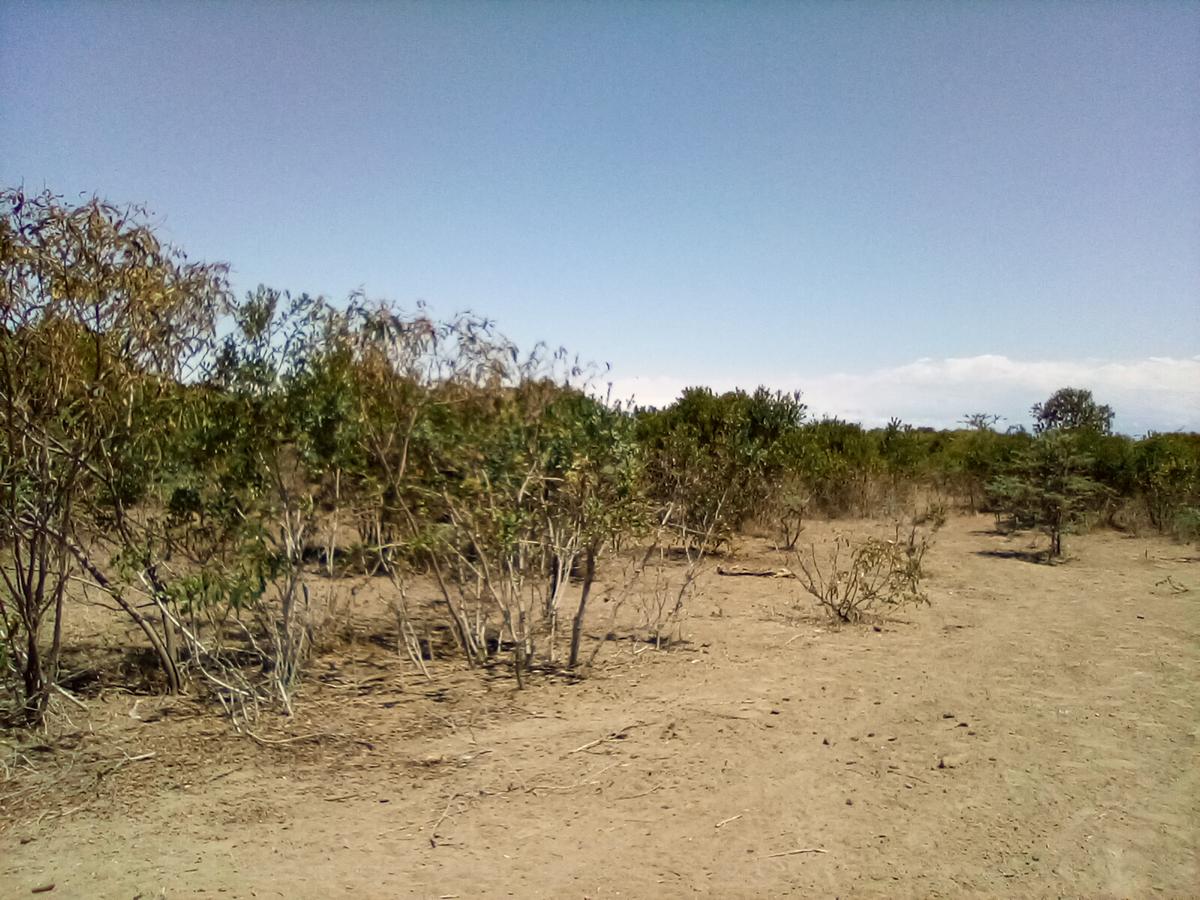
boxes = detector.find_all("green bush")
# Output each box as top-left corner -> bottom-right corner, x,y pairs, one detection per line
636,386 -> 806,544
988,430 -> 1109,559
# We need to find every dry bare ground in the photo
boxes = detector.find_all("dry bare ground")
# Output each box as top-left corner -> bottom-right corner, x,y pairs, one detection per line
2,515 -> 1197,898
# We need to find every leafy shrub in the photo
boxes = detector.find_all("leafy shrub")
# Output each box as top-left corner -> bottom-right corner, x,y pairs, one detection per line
1134,433 -> 1200,533
786,418 -> 878,517
1173,507 -> 1200,544
988,430 -> 1108,559
636,386 -> 806,545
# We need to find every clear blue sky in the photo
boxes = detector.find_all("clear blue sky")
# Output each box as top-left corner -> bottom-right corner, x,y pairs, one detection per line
2,1 -> 1197,430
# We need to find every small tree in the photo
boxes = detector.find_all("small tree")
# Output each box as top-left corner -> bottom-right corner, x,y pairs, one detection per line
537,390 -> 648,669
879,417 -> 924,499
0,188 -> 227,719
425,377 -> 649,682
146,287 -> 352,718
762,470 -> 809,550
961,413 -> 1004,432
988,430 -> 1107,558
1032,387 -> 1114,436
198,288 -> 339,711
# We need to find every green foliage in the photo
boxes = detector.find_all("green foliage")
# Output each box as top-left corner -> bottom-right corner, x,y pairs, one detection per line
943,419 -> 1031,512
1173,507 -> 1200,544
0,187 -> 228,718
1032,387 -> 1114,436
540,389 -> 649,546
988,430 -> 1109,558
1133,432 -> 1200,532
636,386 -> 806,543
786,417 -> 878,516
879,418 -> 925,484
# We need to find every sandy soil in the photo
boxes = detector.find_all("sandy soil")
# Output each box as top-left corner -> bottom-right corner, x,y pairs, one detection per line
2,515 -> 1197,899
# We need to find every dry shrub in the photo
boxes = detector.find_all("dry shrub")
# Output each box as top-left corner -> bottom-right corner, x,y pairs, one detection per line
762,474 -> 810,551
791,523 -> 933,623
633,546 -> 705,649
913,500 -> 948,530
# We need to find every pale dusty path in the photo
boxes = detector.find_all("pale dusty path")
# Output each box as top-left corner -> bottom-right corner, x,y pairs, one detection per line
2,517 -> 1198,898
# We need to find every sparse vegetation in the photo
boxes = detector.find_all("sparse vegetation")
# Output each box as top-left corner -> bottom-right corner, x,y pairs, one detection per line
2,188 -> 1199,730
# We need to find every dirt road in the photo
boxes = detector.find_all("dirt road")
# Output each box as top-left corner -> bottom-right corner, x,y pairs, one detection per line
3,517 -> 1197,898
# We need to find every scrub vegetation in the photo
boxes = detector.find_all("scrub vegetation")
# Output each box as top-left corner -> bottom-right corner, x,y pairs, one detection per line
2,189 -> 1197,728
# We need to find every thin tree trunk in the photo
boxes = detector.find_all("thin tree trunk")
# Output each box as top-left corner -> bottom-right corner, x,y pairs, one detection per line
23,628 -> 42,722
567,546 -> 597,669
68,544 -> 183,693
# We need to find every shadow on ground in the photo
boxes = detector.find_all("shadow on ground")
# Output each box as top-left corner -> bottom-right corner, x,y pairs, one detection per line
974,548 -> 1049,565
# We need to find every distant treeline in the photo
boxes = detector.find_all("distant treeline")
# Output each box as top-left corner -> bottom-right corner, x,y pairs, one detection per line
635,384 -> 1200,534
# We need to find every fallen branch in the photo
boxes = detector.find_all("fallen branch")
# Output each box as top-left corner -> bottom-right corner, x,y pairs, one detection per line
567,721 -> 653,755
52,684 -> 88,711
526,760 -> 621,795
35,804 -> 87,825
763,847 -> 828,858
1156,576 -> 1189,594
100,751 -> 157,778
715,814 -> 743,829
247,730 -> 333,746
430,792 -> 463,847
717,565 -> 796,579
616,784 -> 662,800
885,768 -> 929,785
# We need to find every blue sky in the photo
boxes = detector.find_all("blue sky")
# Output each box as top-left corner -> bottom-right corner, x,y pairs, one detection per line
2,1 -> 1197,432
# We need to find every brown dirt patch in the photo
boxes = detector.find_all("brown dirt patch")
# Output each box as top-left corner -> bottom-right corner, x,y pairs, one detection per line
2,515 -> 1197,898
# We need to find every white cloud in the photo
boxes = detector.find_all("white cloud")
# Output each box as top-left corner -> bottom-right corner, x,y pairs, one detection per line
603,355 -> 1200,434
